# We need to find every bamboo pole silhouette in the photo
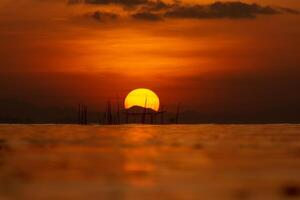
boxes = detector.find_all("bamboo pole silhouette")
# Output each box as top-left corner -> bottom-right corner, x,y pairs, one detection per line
160,105 -> 164,124
103,110 -> 107,124
81,105 -> 83,124
78,104 -> 81,124
98,112 -> 102,124
84,105 -> 87,125
175,103 -> 181,124
125,109 -> 129,124
107,101 -> 112,124
141,97 -> 148,124
150,113 -> 154,124
77,104 -> 87,125
116,95 -> 120,124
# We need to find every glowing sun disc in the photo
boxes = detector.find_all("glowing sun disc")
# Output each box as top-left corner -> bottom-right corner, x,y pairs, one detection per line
124,88 -> 160,112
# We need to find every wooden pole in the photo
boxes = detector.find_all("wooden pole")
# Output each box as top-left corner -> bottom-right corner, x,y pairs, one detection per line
160,105 -> 164,124
85,105 -> 88,125
103,109 -> 107,124
116,96 -> 120,124
150,113 -> 154,124
78,104 -> 81,124
82,104 -> 84,125
107,101 -> 112,124
125,109 -> 128,124
141,97 -> 148,124
175,103 -> 181,124
80,104 -> 84,124
98,112 -> 101,124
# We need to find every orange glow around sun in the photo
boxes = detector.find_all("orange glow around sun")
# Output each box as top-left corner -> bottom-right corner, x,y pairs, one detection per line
124,88 -> 160,112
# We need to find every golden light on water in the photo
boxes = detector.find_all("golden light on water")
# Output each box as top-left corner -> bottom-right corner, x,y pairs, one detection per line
124,88 -> 160,112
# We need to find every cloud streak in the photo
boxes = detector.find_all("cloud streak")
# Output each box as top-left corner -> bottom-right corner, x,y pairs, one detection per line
71,0 -> 299,22
69,0 -> 148,7
91,11 -> 118,21
164,2 -> 279,19
132,11 -> 162,21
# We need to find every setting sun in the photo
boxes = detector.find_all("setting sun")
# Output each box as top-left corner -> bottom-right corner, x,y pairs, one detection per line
124,88 -> 160,112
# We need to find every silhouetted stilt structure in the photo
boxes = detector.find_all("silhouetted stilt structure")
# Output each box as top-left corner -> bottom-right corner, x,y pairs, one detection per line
94,98 -> 170,125
77,99 -> 171,125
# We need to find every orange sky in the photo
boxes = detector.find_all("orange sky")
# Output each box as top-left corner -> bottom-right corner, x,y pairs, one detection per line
0,0 -> 300,122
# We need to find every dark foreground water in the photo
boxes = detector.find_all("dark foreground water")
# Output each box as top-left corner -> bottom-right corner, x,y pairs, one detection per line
1,124 -> 300,200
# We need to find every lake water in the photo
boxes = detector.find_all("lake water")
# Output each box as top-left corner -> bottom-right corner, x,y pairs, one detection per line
1,124 -> 300,200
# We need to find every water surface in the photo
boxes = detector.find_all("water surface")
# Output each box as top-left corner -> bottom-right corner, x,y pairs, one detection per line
1,124 -> 300,200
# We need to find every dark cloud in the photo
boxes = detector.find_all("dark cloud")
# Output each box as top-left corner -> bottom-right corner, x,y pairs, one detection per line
132,11 -> 162,21
164,2 -> 279,19
74,0 -> 299,21
139,0 -> 171,12
74,0 -> 148,7
131,1 -> 289,21
91,11 -> 118,21
67,0 -> 83,4
278,7 -> 300,15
